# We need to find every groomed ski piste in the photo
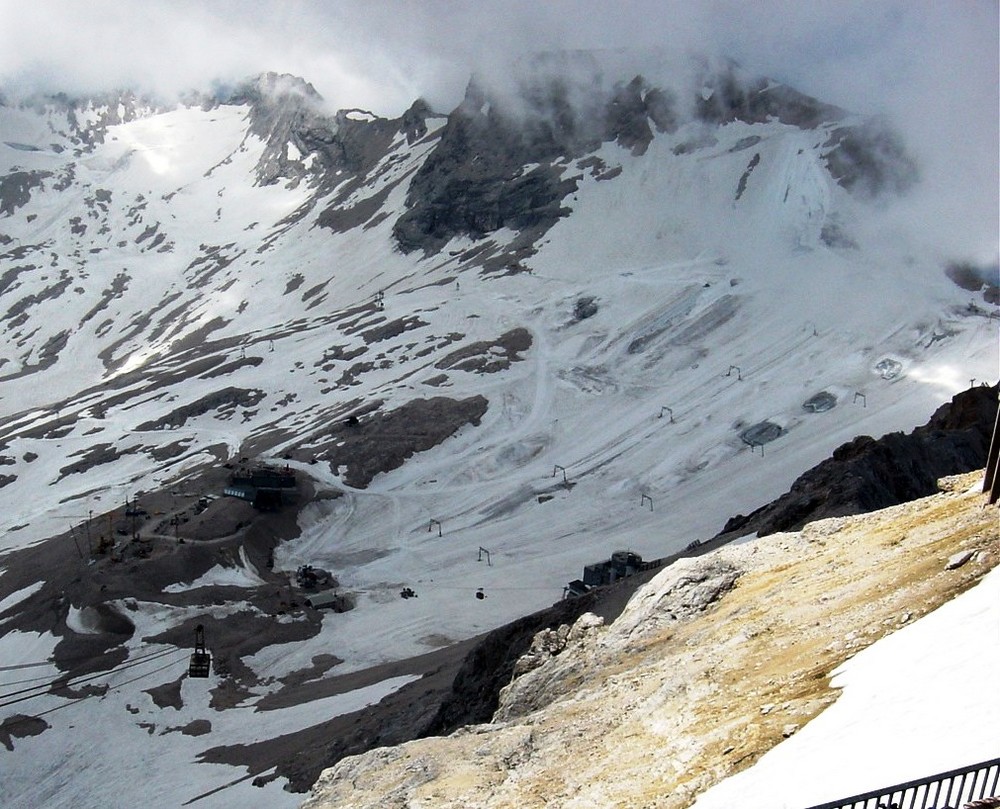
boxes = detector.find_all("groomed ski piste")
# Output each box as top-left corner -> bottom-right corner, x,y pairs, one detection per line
0,73 -> 996,807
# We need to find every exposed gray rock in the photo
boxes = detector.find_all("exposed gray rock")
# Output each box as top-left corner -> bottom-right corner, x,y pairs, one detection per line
823,119 -> 918,197
134,387 -> 266,431
604,76 -> 675,155
494,559 -> 740,724
391,69 -> 685,255
946,550 -> 974,570
320,396 -> 490,488
735,152 -> 761,200
15,89 -> 163,151
820,221 -> 858,249
495,612 -> 605,722
224,72 -> 410,192
0,714 -> 49,751
400,98 -> 435,144
435,327 -> 532,374
945,260 -> 1000,305
611,557 -> 741,642
573,296 -> 599,321
0,170 -> 52,216
694,61 -> 845,128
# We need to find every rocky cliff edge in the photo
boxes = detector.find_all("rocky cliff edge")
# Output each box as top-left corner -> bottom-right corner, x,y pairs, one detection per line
302,471 -> 997,808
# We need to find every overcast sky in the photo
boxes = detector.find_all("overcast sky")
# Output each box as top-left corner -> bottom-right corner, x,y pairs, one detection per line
1,0 -> 997,259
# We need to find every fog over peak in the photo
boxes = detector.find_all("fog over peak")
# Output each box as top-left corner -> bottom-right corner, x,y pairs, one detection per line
1,0 -> 996,260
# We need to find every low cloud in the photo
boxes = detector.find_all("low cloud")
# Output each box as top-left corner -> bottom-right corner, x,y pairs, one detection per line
1,0 -> 995,259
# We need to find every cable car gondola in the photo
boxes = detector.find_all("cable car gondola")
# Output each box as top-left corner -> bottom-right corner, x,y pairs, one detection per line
188,624 -> 212,678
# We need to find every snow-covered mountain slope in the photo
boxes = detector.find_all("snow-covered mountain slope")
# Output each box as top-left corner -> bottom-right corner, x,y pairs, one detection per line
0,59 -> 996,807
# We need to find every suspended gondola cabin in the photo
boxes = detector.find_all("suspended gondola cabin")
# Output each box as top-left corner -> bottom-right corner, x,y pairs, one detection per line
189,624 -> 212,678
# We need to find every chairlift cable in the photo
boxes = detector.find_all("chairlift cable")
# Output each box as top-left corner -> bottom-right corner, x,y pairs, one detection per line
0,654 -> 187,732
0,638 -> 177,672
0,660 -> 55,672
0,672 -> 60,688
0,645 -> 179,704
0,647 -> 181,708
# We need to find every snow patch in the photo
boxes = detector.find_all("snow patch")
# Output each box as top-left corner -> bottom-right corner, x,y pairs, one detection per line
163,547 -> 265,592
0,581 -> 44,616
65,605 -> 103,635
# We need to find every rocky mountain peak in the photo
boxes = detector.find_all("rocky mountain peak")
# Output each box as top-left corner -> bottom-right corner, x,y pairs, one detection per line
215,73 -> 442,194
391,54 -> 914,257
693,60 -> 846,129
399,97 -> 435,144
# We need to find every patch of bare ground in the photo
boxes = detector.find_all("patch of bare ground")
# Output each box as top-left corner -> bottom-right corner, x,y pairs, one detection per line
317,395 -> 489,488
0,714 -> 49,751
302,472 -> 998,809
0,460 -> 320,699
434,328 -> 532,374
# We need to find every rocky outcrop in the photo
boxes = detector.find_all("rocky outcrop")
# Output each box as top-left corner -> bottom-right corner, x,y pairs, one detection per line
399,98 -> 435,144
392,70 -> 681,255
13,89 -> 163,151
720,383 -> 998,539
392,84 -> 578,254
693,61 -> 916,197
695,62 -> 845,129
391,56 -> 914,255
434,327 -> 532,374
420,577 -> 637,736
823,118 -> 918,197
495,559 -> 739,723
223,73 -> 401,189
301,473 -> 998,809
0,170 -> 52,216
603,76 -> 679,155
945,260 -> 1000,305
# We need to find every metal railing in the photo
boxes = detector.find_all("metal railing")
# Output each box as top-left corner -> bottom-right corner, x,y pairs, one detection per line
805,757 -> 1000,809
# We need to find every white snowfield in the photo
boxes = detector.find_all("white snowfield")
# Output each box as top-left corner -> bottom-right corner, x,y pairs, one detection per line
0,64 -> 996,809
163,546 -> 267,593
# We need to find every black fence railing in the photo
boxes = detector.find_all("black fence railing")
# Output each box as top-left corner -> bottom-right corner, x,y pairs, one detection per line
805,757 -> 1000,809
